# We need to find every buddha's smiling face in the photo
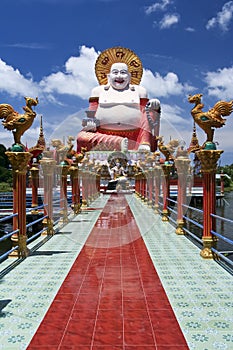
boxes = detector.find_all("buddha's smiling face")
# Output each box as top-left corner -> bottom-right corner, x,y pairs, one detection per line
108,63 -> 131,90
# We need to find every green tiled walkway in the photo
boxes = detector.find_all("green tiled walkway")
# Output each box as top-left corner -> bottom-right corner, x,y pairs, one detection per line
127,195 -> 233,350
0,194 -> 232,349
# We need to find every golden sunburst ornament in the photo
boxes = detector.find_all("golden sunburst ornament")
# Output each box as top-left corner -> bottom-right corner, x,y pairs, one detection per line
95,47 -> 143,86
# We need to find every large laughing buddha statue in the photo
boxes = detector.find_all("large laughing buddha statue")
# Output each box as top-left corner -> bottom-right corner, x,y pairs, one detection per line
77,47 -> 161,152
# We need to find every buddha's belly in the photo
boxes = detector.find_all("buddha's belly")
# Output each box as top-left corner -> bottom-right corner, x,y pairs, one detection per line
95,104 -> 141,130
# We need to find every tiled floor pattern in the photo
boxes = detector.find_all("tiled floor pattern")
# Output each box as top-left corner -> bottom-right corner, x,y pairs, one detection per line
0,193 -> 232,349
0,195 -> 109,350
27,193 -> 188,349
126,195 -> 233,350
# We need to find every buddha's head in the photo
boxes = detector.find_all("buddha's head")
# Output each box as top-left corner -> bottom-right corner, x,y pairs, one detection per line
107,63 -> 131,90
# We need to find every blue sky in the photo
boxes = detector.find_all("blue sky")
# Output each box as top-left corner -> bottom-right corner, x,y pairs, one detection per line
0,0 -> 233,164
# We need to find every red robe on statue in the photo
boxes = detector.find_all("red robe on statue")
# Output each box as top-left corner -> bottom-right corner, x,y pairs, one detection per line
77,97 -> 159,152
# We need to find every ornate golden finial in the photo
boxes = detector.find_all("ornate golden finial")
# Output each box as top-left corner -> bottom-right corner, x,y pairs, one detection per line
188,93 -> 233,149
187,121 -> 200,153
0,96 -> 38,150
38,116 -> 46,148
28,115 -> 45,163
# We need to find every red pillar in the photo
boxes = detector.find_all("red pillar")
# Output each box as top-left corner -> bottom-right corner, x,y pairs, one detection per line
153,165 -> 162,214
70,165 -> 81,214
59,162 -> 70,224
142,173 -> 147,201
196,149 -> 222,258
175,154 -> 190,234
147,169 -> 153,207
6,151 -> 32,257
40,159 -> 56,235
30,164 -> 39,214
161,164 -> 172,222
80,169 -> 88,208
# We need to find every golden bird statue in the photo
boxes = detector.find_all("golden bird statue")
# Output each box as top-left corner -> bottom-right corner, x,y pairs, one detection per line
188,94 -> 233,146
0,96 -> 38,147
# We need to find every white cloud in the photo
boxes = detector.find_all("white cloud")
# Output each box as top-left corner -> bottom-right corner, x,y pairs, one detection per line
206,1 -> 233,31
145,0 -> 171,15
141,69 -> 193,98
40,46 -> 99,99
0,59 -> 39,97
159,13 -> 179,29
158,103 -> 193,150
0,45 -> 192,103
5,43 -> 50,50
205,66 -> 233,100
185,27 -> 195,32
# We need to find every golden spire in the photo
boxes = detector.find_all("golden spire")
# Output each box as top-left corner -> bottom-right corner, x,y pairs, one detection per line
188,121 -> 200,153
37,116 -> 46,149
28,116 -> 45,162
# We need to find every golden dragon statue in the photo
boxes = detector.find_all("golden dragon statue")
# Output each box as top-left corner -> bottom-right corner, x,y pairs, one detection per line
188,94 -> 233,146
0,96 -> 39,146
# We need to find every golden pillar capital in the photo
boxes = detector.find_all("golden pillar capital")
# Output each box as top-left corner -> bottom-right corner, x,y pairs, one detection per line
40,158 -> 57,174
30,164 -> 39,175
6,151 -> 32,174
196,150 -> 223,173
175,157 -> 190,175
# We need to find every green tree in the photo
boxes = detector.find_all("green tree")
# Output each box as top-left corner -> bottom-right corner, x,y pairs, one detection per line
0,144 -> 10,168
0,144 -> 12,191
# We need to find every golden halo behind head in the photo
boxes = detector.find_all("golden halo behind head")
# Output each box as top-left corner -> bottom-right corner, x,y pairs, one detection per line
95,47 -> 143,86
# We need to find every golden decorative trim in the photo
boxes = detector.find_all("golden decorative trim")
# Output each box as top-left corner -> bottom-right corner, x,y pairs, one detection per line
196,150 -> 223,173
6,152 -> 32,173
98,127 -> 139,134
176,220 -> 185,235
40,159 -> 57,175
18,235 -> 29,258
95,47 -> 143,85
200,237 -> 215,259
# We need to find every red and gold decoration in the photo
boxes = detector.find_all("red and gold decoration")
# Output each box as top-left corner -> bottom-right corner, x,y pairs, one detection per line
6,151 -> 32,257
188,93 -> 231,258
196,149 -> 223,258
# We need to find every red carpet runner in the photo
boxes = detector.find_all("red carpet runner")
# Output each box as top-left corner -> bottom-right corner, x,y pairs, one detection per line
27,194 -> 188,349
